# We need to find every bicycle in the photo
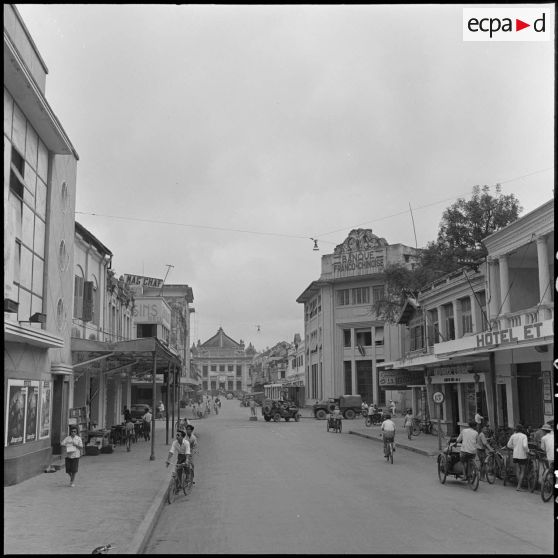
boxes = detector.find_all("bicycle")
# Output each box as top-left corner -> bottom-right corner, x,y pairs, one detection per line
464,456 -> 480,491
166,461 -> 192,504
92,543 -> 115,554
526,447 -> 544,493
540,459 -> 554,503
478,450 -> 496,484
411,417 -> 432,436
383,435 -> 394,464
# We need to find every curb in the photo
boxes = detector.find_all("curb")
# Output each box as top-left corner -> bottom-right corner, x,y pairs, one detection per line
347,430 -> 438,457
124,473 -> 171,554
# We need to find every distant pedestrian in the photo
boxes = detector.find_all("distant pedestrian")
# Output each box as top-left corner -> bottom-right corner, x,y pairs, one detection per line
389,400 -> 396,416
474,411 -> 484,432
123,406 -> 132,423
540,424 -> 554,469
142,407 -> 152,441
61,426 -> 83,487
157,401 -> 165,419
404,409 -> 414,440
249,398 -> 257,417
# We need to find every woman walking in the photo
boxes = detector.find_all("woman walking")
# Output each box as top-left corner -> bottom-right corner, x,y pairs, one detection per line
61,426 -> 83,487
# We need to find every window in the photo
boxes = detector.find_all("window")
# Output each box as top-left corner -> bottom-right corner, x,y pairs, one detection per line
211,365 -> 217,372
236,366 -> 242,377
443,303 -> 455,340
336,289 -> 350,306
344,361 -> 352,394
355,329 -> 372,346
460,297 -> 473,335
228,365 -> 234,372
351,287 -> 370,305
374,327 -> 384,346
137,323 -> 157,337
236,381 -> 242,391
343,329 -> 351,348
477,290 -> 488,331
202,366 -> 208,377
73,271 -> 84,319
410,325 -> 424,351
372,285 -> 385,303
427,309 -> 440,344
219,365 -> 225,372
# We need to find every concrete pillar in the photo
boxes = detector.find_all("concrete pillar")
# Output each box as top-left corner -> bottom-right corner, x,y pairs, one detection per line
452,300 -> 460,339
536,235 -> 551,305
498,254 -> 511,317
487,259 -> 500,325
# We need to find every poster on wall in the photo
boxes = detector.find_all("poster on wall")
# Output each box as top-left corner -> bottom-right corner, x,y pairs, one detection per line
39,380 -> 52,440
25,383 -> 39,442
4,379 -> 41,446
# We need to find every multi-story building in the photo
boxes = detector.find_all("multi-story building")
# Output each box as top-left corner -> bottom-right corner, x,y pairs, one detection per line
285,334 -> 305,387
4,4 -> 79,484
139,282 -> 197,400
296,228 -> 420,406
191,327 -> 255,394
382,200 -> 554,434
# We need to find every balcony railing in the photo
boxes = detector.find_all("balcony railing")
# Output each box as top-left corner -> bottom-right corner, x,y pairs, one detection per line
490,303 -> 554,331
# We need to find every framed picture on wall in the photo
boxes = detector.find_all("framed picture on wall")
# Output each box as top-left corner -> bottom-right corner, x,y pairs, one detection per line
39,380 -> 52,440
5,379 -> 40,446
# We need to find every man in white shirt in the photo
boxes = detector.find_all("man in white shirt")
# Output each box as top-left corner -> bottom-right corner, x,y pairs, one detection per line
456,421 -> 479,481
507,424 -> 529,491
381,414 -> 396,457
540,424 -> 554,469
165,430 -> 191,488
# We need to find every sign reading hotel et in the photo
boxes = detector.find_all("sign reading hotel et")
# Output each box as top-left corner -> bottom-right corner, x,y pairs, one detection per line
332,229 -> 388,276
434,320 -> 552,355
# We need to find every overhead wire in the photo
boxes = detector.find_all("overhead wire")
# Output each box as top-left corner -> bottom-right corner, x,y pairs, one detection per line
75,165 -> 552,249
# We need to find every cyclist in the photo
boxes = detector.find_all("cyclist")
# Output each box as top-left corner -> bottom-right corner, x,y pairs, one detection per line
165,429 -> 191,489
456,421 -> 479,481
381,413 -> 396,457
476,424 -> 494,480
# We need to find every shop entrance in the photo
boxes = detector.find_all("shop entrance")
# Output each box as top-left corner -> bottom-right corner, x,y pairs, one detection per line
516,362 -> 543,429
356,360 -> 373,403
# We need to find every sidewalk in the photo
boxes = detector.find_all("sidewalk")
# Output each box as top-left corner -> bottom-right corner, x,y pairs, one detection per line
299,406 -> 443,456
3,409 -> 198,555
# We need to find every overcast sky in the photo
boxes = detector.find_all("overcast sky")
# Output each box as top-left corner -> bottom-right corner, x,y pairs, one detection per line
16,4 -> 554,352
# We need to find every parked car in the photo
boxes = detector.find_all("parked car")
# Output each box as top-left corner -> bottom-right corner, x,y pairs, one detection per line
262,399 -> 301,422
130,404 -> 150,420
312,394 -> 363,420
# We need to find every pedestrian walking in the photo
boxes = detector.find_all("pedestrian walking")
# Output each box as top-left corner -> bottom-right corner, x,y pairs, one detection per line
142,407 -> 152,441
389,400 -> 396,416
249,397 -> 257,417
506,424 -> 529,491
61,426 -> 83,487
404,409 -> 413,439
157,400 -> 165,419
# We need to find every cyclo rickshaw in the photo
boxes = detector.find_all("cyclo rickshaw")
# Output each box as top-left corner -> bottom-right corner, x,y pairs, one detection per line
326,411 -> 342,433
437,437 -> 480,491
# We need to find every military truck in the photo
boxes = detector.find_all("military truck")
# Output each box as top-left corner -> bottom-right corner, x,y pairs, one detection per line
312,394 -> 363,420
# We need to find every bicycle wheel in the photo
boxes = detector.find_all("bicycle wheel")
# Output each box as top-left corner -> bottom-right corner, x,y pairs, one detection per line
183,466 -> 193,495
527,463 -> 537,493
468,462 -> 479,491
166,477 -> 177,504
541,470 -> 553,502
126,434 -> 131,452
389,443 -> 394,464
438,454 -> 448,484
412,422 -> 421,436
494,453 -> 504,480
365,417 -> 372,427
484,454 -> 496,484
337,421 -> 342,433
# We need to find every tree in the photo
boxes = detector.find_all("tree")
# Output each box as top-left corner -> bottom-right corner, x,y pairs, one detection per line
375,186 -> 522,321
435,184 -> 522,265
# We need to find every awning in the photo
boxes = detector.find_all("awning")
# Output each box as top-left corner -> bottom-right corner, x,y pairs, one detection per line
71,337 -> 181,378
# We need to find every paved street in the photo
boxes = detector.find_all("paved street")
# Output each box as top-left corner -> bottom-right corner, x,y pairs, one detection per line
146,400 -> 553,555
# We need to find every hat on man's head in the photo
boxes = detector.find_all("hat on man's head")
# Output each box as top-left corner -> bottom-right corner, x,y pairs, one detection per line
541,424 -> 552,431
185,424 -> 194,431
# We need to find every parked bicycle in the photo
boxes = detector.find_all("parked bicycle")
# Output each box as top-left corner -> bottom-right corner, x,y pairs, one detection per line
478,450 -> 496,484
540,459 -> 554,503
411,417 -> 432,436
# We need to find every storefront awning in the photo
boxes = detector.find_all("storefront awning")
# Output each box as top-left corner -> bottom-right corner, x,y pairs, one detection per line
71,337 -> 181,377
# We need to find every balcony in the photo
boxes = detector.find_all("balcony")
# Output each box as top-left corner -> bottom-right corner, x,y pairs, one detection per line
490,303 -> 554,331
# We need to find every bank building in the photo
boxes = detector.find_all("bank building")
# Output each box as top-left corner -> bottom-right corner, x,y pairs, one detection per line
296,229 -> 420,406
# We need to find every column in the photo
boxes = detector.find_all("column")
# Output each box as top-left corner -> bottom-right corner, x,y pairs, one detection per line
487,259 -> 499,326
536,235 -> 551,306
452,300 -> 461,339
498,254 -> 511,317
435,306 -> 443,342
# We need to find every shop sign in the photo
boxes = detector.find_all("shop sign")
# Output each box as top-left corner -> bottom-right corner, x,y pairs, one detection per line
430,373 -> 478,384
123,274 -> 164,289
434,320 -> 552,355
433,365 -> 472,376
379,369 -> 425,388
